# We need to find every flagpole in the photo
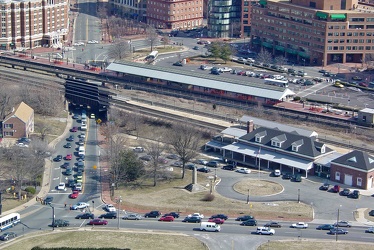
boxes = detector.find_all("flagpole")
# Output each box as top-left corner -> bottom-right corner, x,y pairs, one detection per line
258,146 -> 261,180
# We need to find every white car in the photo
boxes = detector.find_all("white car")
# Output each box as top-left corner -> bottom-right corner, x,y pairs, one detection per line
79,133 -> 86,138
17,143 -> 29,148
196,159 -> 208,165
71,202 -> 90,210
236,168 -> 251,174
133,146 -> 144,153
188,213 -> 204,218
123,214 -> 142,220
366,227 -> 374,233
256,227 -> 275,235
291,222 -> 308,229
74,183 -> 82,191
219,67 -> 232,72
105,204 -> 116,212
57,182 -> 66,190
273,169 -> 281,177
200,65 -> 213,70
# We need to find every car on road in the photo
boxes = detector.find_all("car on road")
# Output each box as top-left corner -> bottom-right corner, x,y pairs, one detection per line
200,65 -> 213,71
64,142 -> 72,148
75,213 -> 94,219
70,127 -> 78,132
88,219 -> 108,225
173,61 -> 183,66
292,174 -> 302,182
341,188 -> 351,196
74,183 -> 82,191
186,163 -> 196,170
67,135 -> 74,141
319,183 -> 330,191
236,168 -> 251,174
105,204 -> 116,212
349,190 -> 360,199
282,172 -> 292,179
0,232 -> 17,241
273,170 -> 281,177
99,212 -> 117,219
122,214 -> 143,220
240,219 -> 257,226
222,164 -> 236,171
71,202 -> 90,210
158,215 -> 174,222
316,224 -> 335,230
329,228 -> 348,235
369,210 -> 374,216
291,222 -> 308,229
235,215 -> 255,221
182,216 -> 201,223
219,67 -> 232,72
264,222 -> 282,228
164,212 -> 180,218
188,213 -> 204,218
69,190 -> 79,199
196,159 -> 208,165
50,219 -> 70,227
43,196 -> 54,205
209,214 -> 228,220
193,46 -> 199,50
57,182 -> 65,190
144,211 -> 161,218
72,114 -> 79,119
197,167 -> 211,173
256,227 -> 275,235
331,185 -> 340,193
65,154 -> 72,160
133,147 -> 144,153
65,166 -> 73,176
208,218 -> 225,224
53,155 -> 63,162
206,161 -> 219,168
365,227 -> 374,233
334,221 -> 351,227
140,155 -> 152,161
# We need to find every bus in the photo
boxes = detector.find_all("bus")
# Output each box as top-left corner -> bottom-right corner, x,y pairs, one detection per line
0,213 -> 20,231
145,51 -> 159,62
264,78 -> 289,88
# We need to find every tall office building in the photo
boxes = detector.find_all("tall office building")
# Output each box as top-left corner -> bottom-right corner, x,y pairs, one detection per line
207,0 -> 241,38
0,0 -> 68,50
251,0 -> 374,66
109,0 -> 147,22
147,0 -> 203,30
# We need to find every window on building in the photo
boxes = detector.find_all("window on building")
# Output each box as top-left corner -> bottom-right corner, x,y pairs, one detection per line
309,2 -> 316,8
357,177 -> 362,186
335,172 -> 340,181
4,131 -> 13,136
4,124 -> 13,128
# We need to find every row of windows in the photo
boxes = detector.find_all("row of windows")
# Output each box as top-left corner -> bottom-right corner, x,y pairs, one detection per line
335,172 -> 362,186
327,46 -> 374,50
149,13 -> 202,20
327,32 -> 374,36
328,39 -> 374,43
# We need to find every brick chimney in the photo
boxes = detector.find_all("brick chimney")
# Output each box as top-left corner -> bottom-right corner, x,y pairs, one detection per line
247,120 -> 254,133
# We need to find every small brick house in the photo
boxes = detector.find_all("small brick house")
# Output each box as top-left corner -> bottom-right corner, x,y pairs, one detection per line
2,102 -> 34,139
330,150 -> 374,190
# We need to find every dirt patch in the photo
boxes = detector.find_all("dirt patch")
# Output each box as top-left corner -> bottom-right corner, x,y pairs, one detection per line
233,179 -> 283,196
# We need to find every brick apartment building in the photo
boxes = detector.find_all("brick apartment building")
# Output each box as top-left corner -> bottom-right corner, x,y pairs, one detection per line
0,0 -> 69,50
109,0 -> 147,22
251,0 -> 374,66
2,102 -> 34,139
147,0 -> 203,30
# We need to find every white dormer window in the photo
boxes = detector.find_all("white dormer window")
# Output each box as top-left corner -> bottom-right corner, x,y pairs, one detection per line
292,145 -> 298,152
321,145 -> 325,154
271,140 -> 281,148
255,136 -> 261,143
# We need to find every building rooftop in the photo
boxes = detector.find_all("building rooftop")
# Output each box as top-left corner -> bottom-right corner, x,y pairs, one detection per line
360,108 -> 374,114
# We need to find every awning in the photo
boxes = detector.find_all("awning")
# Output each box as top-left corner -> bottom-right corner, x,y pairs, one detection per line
222,143 -> 314,171
316,12 -> 328,19
286,48 -> 297,54
275,45 -> 285,51
330,14 -> 346,20
262,42 -> 273,48
259,0 -> 267,5
298,51 -> 310,58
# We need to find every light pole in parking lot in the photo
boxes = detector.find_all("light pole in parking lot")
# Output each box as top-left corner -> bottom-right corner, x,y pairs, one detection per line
336,205 -> 342,241
297,188 -> 300,203
49,204 -> 55,231
208,176 -> 214,194
246,189 -> 250,204
117,196 -> 122,229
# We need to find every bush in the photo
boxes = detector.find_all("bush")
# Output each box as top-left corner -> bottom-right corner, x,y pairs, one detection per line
201,193 -> 215,202
24,186 -> 36,194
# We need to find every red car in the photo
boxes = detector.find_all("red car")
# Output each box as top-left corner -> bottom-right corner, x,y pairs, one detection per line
70,127 -> 78,132
88,219 -> 108,225
208,218 -> 225,224
158,216 -> 174,222
65,154 -> 72,160
69,190 -> 79,199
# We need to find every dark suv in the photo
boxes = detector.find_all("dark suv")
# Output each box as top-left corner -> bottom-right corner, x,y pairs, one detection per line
50,219 -> 70,227
240,219 -> 257,226
182,216 -> 201,223
349,190 -> 360,199
222,165 -> 235,171
144,211 -> 161,218
0,232 -> 17,241
75,213 -> 94,219
44,196 -> 54,205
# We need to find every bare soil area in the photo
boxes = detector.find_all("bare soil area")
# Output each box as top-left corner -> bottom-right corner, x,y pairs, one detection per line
233,179 -> 283,196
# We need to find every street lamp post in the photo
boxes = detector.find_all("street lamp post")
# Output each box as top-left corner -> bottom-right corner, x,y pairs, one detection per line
49,204 -> 55,231
336,205 -> 342,241
208,176 -> 214,194
297,189 -> 300,203
117,196 -> 122,229
246,189 -> 250,204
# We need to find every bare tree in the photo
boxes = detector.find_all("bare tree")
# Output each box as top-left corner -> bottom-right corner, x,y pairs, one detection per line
108,41 -> 131,60
146,137 -> 167,186
97,3 -> 108,22
168,123 -> 201,179
161,35 -> 170,48
146,26 -> 159,51
274,55 -> 287,67
256,48 -> 273,65
0,83 -> 20,120
35,120 -> 51,141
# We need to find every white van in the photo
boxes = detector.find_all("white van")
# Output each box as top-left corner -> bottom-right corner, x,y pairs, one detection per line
200,222 -> 221,232
78,146 -> 85,156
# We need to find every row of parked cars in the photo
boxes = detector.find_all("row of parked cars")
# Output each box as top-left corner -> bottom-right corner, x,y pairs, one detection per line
319,183 -> 360,199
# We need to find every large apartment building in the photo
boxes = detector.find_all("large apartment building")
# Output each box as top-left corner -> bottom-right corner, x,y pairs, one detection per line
0,0 -> 68,50
147,0 -> 203,30
251,0 -> 374,66
109,0 -> 147,22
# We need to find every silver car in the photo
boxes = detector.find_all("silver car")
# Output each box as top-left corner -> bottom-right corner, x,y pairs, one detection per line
123,214 -> 142,220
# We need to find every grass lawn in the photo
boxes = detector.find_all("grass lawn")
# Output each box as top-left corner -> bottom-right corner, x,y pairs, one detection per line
2,231 -> 208,250
258,240 -> 374,250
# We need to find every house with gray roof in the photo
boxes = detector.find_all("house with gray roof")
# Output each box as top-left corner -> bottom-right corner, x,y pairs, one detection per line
330,150 -> 374,189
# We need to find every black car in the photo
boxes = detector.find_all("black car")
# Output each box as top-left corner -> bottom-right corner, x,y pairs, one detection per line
67,179 -> 76,188
369,210 -> 374,216
44,196 -> 54,205
99,212 -> 117,219
235,215 -> 255,221
53,155 -> 63,162
65,167 -> 73,176
0,232 -> 17,241
173,61 -> 183,66
292,174 -> 302,182
182,216 -> 201,223
50,219 -> 70,227
144,211 -> 161,218
240,219 -> 257,226
222,165 -> 235,171
67,135 -> 74,141
210,214 -> 228,220
349,190 -> 360,199
264,222 -> 282,228
72,114 -> 79,119
75,213 -> 94,219
282,172 -> 292,179
329,228 -> 348,235
61,162 -> 70,169
164,212 -> 180,218
341,188 -> 351,196
316,224 -> 335,230
319,183 -> 330,191
197,167 -> 211,173
64,142 -> 72,148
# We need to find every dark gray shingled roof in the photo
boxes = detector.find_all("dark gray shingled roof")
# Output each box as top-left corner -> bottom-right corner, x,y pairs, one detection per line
331,150 -> 374,171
